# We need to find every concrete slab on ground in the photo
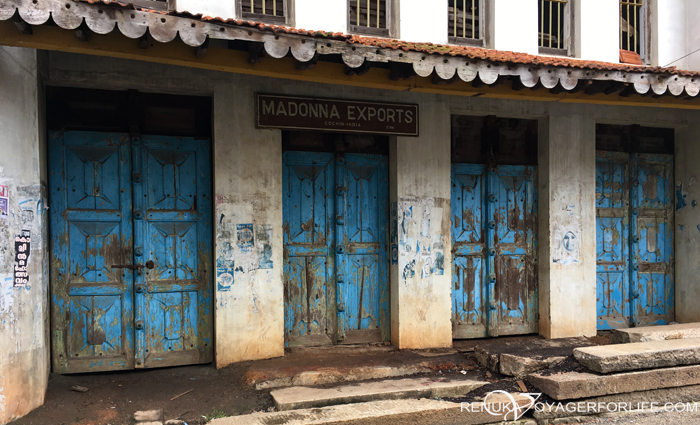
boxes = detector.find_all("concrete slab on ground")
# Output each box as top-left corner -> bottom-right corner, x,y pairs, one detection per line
474,337 -> 594,376
528,364 -> 700,400
573,338 -> 700,373
612,323 -> 700,343
244,346 -> 475,390
271,377 -> 488,411
532,383 -> 700,421
211,395 -> 534,425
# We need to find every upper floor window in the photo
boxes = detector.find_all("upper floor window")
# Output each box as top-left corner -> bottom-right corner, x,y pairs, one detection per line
448,0 -> 484,46
348,0 -> 389,37
538,0 -> 570,55
620,0 -> 646,59
239,0 -> 289,25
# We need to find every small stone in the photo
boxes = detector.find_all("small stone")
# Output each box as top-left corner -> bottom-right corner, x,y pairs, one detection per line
134,409 -> 163,422
71,385 -> 89,393
165,420 -> 184,425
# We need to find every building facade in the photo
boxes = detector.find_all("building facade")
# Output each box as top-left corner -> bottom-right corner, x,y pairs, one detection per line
2,0 -> 700,422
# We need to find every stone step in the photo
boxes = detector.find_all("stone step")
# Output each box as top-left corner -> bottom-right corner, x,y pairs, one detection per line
270,377 -> 488,411
210,395 -> 535,425
612,323 -> 700,344
528,364 -> 700,400
573,338 -> 700,373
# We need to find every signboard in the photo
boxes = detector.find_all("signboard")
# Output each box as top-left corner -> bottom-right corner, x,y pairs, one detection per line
256,94 -> 419,136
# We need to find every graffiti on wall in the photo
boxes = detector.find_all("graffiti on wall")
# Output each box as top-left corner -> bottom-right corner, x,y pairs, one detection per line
397,197 -> 445,284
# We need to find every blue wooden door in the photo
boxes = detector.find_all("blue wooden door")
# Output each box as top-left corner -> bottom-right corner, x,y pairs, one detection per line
336,154 -> 389,343
135,136 -> 213,368
283,152 -> 335,347
596,151 -> 674,329
451,164 -> 537,338
49,131 -> 213,373
283,151 -> 389,346
596,152 -> 631,329
631,153 -> 674,327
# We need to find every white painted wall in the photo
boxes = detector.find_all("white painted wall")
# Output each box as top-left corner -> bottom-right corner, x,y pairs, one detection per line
0,47 -> 49,425
488,0 -> 539,55
399,0 -> 449,44
653,0 -> 687,68
173,0 -> 236,21
295,0 -> 347,33
576,0 -> 619,63
684,0 -> 700,71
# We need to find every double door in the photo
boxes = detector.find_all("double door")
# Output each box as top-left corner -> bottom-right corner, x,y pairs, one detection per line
49,131 -> 213,373
596,152 -> 674,329
283,151 -> 389,346
451,164 -> 538,338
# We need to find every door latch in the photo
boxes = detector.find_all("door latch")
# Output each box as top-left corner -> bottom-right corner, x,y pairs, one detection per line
112,260 -> 155,273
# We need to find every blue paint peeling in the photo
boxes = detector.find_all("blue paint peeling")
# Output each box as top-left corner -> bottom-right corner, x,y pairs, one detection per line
676,183 -> 687,211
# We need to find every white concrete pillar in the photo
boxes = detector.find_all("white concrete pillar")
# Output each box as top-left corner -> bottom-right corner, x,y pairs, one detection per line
213,79 -> 285,367
0,47 -> 49,424
295,0 -> 347,33
674,119 -> 700,322
399,0 -> 449,44
575,0 -> 619,63
390,95 -> 452,349
488,0 -> 539,55
537,114 -> 597,339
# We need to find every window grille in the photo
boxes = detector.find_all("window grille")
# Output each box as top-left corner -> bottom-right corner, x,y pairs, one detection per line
241,0 -> 287,24
348,0 -> 389,36
620,0 -> 644,55
538,0 -> 568,52
448,0 -> 482,45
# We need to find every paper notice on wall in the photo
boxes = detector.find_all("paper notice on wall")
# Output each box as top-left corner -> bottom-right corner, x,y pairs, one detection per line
256,224 -> 273,269
14,230 -> 30,286
552,225 -> 581,266
0,185 -> 8,220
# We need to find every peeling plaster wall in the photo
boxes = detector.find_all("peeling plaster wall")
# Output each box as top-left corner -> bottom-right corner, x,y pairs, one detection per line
0,47 -> 49,425
674,119 -> 700,322
213,81 -> 285,366
538,114 -> 597,339
391,96 -> 452,349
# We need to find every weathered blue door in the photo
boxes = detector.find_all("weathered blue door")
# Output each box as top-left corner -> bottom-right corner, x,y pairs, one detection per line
596,152 -> 674,329
49,131 -> 213,373
452,164 -> 537,338
283,151 -> 389,346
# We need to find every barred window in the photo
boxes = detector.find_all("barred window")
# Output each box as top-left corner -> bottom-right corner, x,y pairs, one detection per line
240,0 -> 288,25
348,0 -> 389,37
538,0 -> 569,55
448,0 -> 483,46
620,0 -> 645,57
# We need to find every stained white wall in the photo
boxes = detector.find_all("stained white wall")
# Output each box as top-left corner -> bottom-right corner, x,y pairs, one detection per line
576,0 -> 619,63
295,0 -> 347,33
488,0 -> 538,54
0,47 -> 49,425
173,0 -> 236,21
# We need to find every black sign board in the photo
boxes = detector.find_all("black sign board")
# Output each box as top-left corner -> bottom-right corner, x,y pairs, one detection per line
256,94 -> 419,136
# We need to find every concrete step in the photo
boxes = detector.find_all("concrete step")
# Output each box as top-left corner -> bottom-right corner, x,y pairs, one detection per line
474,336 -> 593,377
528,364 -> 700,400
573,338 -> 700,373
612,323 -> 700,343
270,377 -> 488,411
210,395 -> 535,425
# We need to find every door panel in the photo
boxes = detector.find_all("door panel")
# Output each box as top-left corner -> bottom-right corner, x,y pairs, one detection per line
283,152 -> 335,347
451,164 -> 487,338
491,166 -> 537,336
137,136 -> 213,368
595,152 -> 630,329
451,164 -> 537,338
631,154 -> 674,326
595,151 -> 674,329
337,154 -> 389,343
50,131 -> 134,373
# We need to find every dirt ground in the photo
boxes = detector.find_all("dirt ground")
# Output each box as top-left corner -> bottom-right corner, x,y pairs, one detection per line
10,335 -> 608,425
